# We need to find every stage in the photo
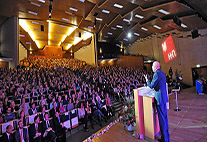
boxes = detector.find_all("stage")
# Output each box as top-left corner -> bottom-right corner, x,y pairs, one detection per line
83,87 -> 207,142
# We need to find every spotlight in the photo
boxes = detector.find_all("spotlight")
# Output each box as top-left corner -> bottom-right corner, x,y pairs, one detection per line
127,32 -> 132,38
49,13 -> 51,18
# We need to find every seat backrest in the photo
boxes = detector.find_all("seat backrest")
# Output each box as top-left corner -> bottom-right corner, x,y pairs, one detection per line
1,120 -> 14,134
71,116 -> 78,128
63,119 -> 71,129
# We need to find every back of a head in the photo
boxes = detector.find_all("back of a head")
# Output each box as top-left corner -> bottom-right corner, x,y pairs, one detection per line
152,61 -> 160,72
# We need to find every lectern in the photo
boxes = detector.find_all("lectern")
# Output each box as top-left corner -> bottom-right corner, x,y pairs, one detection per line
134,87 -> 160,141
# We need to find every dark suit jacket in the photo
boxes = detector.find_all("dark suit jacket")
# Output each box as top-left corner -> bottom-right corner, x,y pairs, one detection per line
14,128 -> 28,142
49,107 -> 58,118
1,132 -> 14,142
147,69 -> 169,105
42,120 -> 55,132
39,112 -> 45,121
29,123 -> 43,140
53,116 -> 63,134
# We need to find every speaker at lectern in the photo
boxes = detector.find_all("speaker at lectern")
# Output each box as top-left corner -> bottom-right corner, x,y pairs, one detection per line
134,87 -> 160,141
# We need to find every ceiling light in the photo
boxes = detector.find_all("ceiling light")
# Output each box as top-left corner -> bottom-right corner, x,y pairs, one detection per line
69,7 -> 78,12
38,0 -> 45,3
153,25 -> 161,30
26,42 -> 31,44
135,14 -> 144,19
79,0 -> 85,2
34,28 -> 41,31
141,27 -> 148,31
116,44 -> 120,47
114,3 -> 123,9
111,27 -> 116,30
104,35 -> 108,38
158,9 -> 170,15
59,25 -> 65,28
102,9 -> 110,14
134,33 -> 140,36
31,2 -> 41,7
62,18 -> 69,21
107,32 -> 112,35
102,40 -> 106,42
57,31 -> 62,33
65,11 -> 73,15
181,23 -> 187,28
123,38 -> 128,41
127,33 -> 132,38
19,34 -> 25,37
123,19 -> 130,23
96,18 -> 102,21
31,21 -> 39,24
88,26 -> 93,29
116,25 -> 122,28
28,11 -> 38,15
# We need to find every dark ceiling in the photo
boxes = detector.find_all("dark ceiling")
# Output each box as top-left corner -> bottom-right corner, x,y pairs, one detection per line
0,0 -> 207,51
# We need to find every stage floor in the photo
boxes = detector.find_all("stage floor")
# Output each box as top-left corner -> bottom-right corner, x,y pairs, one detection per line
84,87 -> 207,142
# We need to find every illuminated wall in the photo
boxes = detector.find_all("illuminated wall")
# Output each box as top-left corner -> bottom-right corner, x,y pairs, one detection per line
74,35 -> 96,65
19,42 -> 27,62
0,16 -> 19,68
126,29 -> 207,86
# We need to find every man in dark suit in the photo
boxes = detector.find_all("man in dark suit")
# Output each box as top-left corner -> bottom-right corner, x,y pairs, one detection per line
29,115 -> 43,142
39,105 -> 46,121
42,113 -> 57,142
1,125 -> 14,142
49,102 -> 58,118
28,103 -> 38,115
14,121 -> 28,142
53,111 -> 66,142
145,61 -> 170,142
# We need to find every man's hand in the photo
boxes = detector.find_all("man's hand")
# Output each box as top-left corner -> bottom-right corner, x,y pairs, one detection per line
144,74 -> 148,82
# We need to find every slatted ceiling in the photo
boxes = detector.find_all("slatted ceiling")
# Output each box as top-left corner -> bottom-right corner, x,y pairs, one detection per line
52,9 -> 83,25
178,15 -> 207,30
85,6 -> 118,25
100,0 -> 138,16
151,1 -> 196,17
2,0 -> 207,50
130,24 -> 150,37
143,18 -> 173,33
19,28 -> 38,50
17,0 -> 49,19
78,19 -> 94,32
49,23 -> 71,35
53,0 -> 95,18
126,0 -> 169,8
123,7 -> 148,23
87,0 -> 106,5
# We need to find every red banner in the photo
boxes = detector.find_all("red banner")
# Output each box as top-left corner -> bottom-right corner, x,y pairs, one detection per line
161,35 -> 177,63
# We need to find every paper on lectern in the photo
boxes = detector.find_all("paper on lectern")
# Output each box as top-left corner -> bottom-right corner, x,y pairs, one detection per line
137,87 -> 155,97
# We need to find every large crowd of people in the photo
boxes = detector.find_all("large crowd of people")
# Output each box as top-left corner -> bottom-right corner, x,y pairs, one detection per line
0,57 -> 152,142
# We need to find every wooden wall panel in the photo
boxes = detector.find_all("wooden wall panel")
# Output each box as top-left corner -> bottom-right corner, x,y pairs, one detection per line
0,61 -> 9,69
117,55 -> 144,69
